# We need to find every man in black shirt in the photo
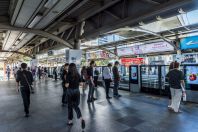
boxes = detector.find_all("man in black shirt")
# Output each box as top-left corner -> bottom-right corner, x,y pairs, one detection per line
16,63 -> 33,117
112,61 -> 121,97
166,61 -> 186,113
87,61 -> 97,102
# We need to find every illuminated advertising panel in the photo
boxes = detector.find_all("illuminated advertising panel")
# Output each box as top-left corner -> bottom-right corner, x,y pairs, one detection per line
180,36 -> 198,50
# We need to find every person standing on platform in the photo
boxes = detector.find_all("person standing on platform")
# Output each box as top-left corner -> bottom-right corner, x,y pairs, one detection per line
87,61 -> 97,102
112,61 -> 122,98
81,66 -> 88,94
14,66 -> 18,79
103,63 -> 113,99
6,66 -> 11,80
65,63 -> 85,130
61,63 -> 69,106
166,61 -> 186,113
94,68 -> 99,88
16,63 -> 33,117
53,67 -> 58,81
38,66 -> 41,80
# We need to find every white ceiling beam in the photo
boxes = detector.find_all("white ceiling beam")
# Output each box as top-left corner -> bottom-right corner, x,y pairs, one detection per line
0,24 -> 73,49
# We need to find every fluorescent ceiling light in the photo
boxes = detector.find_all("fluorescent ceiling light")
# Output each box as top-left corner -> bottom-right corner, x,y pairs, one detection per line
19,33 -> 27,40
28,15 -> 43,28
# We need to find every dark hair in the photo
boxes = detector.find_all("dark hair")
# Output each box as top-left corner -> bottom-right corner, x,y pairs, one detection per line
169,61 -> 180,70
114,61 -> 119,65
64,63 -> 69,67
108,63 -> 112,67
21,63 -> 27,69
90,60 -> 95,65
68,63 -> 79,80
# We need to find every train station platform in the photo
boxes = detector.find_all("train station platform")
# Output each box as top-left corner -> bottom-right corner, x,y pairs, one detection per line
0,79 -> 198,132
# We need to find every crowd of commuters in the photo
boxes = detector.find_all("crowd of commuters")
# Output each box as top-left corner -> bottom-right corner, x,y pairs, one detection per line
14,59 -> 186,131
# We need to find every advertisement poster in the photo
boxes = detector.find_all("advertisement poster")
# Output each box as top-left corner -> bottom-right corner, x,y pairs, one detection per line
0,62 -> 4,81
66,50 -> 82,68
86,50 -> 115,60
182,54 -> 198,64
186,66 -> 198,85
180,36 -> 198,50
121,58 -> 144,67
131,67 -> 138,80
30,59 -> 38,69
117,42 -> 174,56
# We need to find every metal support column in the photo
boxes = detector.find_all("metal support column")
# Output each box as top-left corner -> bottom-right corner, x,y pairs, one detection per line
74,22 -> 85,49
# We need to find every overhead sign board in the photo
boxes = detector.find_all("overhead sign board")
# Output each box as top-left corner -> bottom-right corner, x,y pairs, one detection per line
121,58 -> 144,67
180,36 -> 198,50
117,41 -> 174,56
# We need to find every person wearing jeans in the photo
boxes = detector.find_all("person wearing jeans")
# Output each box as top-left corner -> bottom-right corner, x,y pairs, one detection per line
166,61 -> 186,113
103,63 -> 112,99
112,61 -> 121,97
87,61 -> 97,102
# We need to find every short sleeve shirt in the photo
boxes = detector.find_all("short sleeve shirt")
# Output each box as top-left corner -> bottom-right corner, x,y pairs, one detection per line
166,69 -> 184,89
87,67 -> 93,79
66,73 -> 82,89
16,70 -> 33,88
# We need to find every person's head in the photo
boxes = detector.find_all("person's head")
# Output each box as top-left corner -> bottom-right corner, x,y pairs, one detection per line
90,60 -> 95,67
68,63 -> 79,80
64,63 -> 69,70
169,61 -> 180,70
21,63 -> 27,70
107,63 -> 112,68
114,61 -> 120,66
82,66 -> 86,70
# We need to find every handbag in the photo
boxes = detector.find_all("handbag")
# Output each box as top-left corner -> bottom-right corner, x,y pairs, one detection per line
23,73 -> 34,94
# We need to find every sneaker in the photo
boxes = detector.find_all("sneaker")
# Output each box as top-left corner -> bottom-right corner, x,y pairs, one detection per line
106,96 -> 112,99
92,98 -> 97,101
87,100 -> 92,103
67,122 -> 73,126
24,113 -> 30,117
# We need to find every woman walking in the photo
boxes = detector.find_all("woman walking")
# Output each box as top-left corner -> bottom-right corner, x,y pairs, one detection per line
65,63 -> 85,129
166,61 -> 186,113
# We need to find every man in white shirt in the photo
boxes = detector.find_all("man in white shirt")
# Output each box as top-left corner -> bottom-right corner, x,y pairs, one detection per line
103,63 -> 112,99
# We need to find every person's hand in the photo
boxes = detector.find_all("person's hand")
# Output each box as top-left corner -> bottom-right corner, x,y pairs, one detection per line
16,88 -> 19,93
182,91 -> 186,96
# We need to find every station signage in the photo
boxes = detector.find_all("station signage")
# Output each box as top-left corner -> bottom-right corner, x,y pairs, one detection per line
117,41 -> 174,56
180,36 -> 198,50
121,58 -> 144,67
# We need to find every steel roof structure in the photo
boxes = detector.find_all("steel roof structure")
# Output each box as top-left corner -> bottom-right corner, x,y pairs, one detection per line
0,0 -> 197,62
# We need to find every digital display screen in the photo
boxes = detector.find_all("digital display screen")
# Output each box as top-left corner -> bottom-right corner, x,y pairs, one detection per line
186,66 -> 198,85
131,67 -> 138,80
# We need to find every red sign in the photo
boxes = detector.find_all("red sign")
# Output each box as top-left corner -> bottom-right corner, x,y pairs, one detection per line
121,58 -> 144,67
